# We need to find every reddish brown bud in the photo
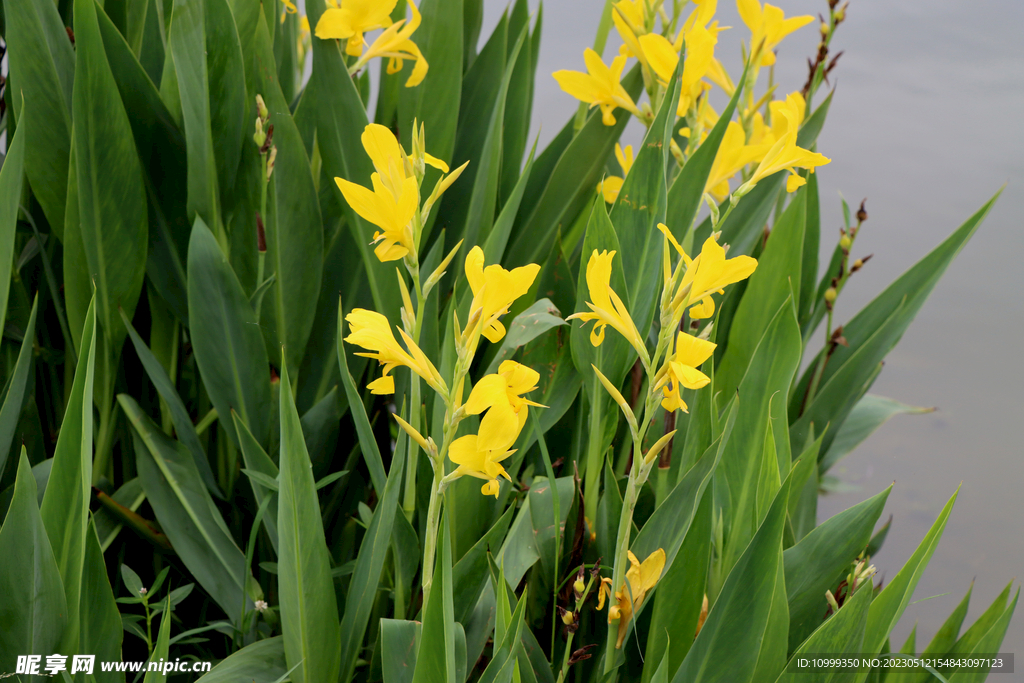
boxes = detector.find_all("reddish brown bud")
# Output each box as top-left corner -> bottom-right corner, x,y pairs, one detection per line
856,199 -> 868,223
260,124 -> 274,154
568,644 -> 597,665
256,211 -> 267,252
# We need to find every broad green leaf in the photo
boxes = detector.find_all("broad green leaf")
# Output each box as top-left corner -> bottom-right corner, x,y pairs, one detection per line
187,216 -> 271,448
792,191 -> 1001,455
498,1 -> 537,208
81,521 -> 125,683
477,584 -> 527,683
70,0 -> 148,356
784,485 -> 891,649
672,476 -> 792,683
0,128 -> 26,328
39,296 -> 95,654
277,360 -> 341,683
484,299 -> 567,374
717,188 -> 807,399
412,516 -> 457,683
888,583 -> 972,683
122,395 -> 257,621
946,587 -> 1018,683
788,434 -> 824,542
495,498 -> 541,591
752,555 -> 790,683
142,595 -> 172,683
339,421 -> 405,683
527,475 -> 574,581
250,11 -> 324,373
821,394 -> 935,473
643,488 -> 713,683
233,412 -> 279,553
946,582 -> 1012,663
0,295 -> 38,478
717,300 -> 801,580
397,0 -> 464,165
169,0 -> 245,228
859,488 -> 959,674
195,637 -> 288,683
3,0 -> 75,234
453,505 -> 515,624
608,60 -> 678,345
380,619 -> 421,683
778,580 -> 872,682
336,299 -> 388,495
94,5 -> 191,324
505,66 -> 643,269
0,451 -> 68,679
121,310 -> 220,498
799,169 -> 821,325
306,0 -> 400,320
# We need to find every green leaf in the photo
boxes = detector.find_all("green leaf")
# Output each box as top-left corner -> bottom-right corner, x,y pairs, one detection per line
610,68 -> 678,342
195,637 -> 288,683
121,395 -> 258,621
142,595 -> 172,683
0,450 -> 68,677
505,65 -> 643,269
888,584 -> 972,683
643,489 -> 713,683
484,299 -> 567,374
0,128 -> 26,328
80,521 -> 124,683
477,584 -> 527,683
338,418 -> 405,683
121,310 -> 221,498
71,0 -> 148,353
453,505 -> 515,624
821,394 -> 935,473
397,0 -> 463,165
792,190 -> 1001,455
250,11 -> 324,373
672,476 -> 792,683
946,589 -> 1017,683
527,475 -> 574,581
0,295 -> 38,479
784,485 -> 891,649
3,0 -> 75,235
186,216 -> 271,448
413,516 -> 457,683
798,170 -> 821,325
94,5 -> 190,324
717,188 -> 807,399
277,359 -> 341,683
498,2 -> 536,209
717,300 -> 801,580
93,477 -> 146,551
778,580 -> 872,682
336,299 -> 388,495
380,619 -> 421,683
860,488 -> 959,667
233,412 -> 279,553
305,0 -> 400,320
38,295 -> 95,653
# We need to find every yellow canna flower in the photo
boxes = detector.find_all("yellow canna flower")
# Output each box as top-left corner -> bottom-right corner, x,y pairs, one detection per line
597,549 -> 666,648
345,309 -> 447,396
661,332 -> 717,412
612,0 -> 650,66
464,360 -> 543,455
359,123 -> 448,199
448,412 -> 523,497
359,0 -> 429,87
744,104 -> 830,193
671,234 -> 758,317
641,24 -> 717,117
315,0 -> 396,56
567,250 -> 647,362
334,173 -> 418,262
280,0 -> 297,23
464,247 -> 541,344
737,0 -> 814,67
553,49 -> 643,126
597,143 -> 635,204
706,57 -> 735,95
704,121 -> 765,200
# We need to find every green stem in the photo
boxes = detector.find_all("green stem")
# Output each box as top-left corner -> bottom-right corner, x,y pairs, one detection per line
583,366 -> 604,531
195,407 -> 219,436
420,460 -> 444,604
402,271 -> 425,523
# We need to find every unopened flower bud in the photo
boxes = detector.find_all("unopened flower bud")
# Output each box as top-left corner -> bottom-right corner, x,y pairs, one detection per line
826,589 -> 840,614
850,254 -> 872,273
560,607 -> 575,626
139,586 -> 148,596
266,146 -> 277,180
839,235 -> 852,251
253,117 -> 266,147
255,94 -> 269,121
820,21 -> 830,36
824,287 -> 837,304
856,199 -> 868,223
573,578 -> 586,596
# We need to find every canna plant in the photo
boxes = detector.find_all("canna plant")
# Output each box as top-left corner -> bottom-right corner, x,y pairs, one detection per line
0,0 -> 1015,681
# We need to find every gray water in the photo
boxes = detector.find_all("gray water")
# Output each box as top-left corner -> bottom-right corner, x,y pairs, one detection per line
481,0 -> 1024,657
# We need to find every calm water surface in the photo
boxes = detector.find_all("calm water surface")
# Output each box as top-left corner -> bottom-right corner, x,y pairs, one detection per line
481,0 -> 1024,654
